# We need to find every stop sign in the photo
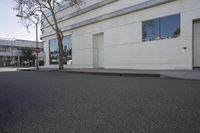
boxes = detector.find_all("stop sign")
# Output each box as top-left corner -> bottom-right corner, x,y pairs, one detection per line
35,47 -> 40,53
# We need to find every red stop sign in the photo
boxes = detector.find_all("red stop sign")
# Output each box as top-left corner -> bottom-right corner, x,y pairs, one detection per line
35,47 -> 40,53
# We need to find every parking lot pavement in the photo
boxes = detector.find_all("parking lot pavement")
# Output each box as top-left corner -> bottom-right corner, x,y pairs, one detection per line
0,71 -> 200,133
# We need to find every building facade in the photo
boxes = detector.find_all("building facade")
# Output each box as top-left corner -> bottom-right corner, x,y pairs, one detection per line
0,38 -> 44,67
41,0 -> 200,70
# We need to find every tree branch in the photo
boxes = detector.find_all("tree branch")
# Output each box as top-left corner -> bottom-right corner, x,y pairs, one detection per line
39,7 -> 56,31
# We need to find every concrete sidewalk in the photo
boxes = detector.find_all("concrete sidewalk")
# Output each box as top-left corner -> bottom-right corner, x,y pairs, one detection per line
159,69 -> 200,80
0,67 -> 35,72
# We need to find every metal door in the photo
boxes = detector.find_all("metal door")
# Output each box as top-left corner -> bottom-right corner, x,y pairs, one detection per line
193,21 -> 200,67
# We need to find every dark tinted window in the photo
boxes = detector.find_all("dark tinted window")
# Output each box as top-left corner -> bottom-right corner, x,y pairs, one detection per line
143,14 -> 180,41
49,35 -> 72,65
49,39 -> 58,64
63,35 -> 72,65
142,19 -> 159,41
160,14 -> 180,39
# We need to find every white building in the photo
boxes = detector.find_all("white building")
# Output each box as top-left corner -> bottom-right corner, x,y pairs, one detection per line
0,38 -> 44,66
41,0 -> 200,70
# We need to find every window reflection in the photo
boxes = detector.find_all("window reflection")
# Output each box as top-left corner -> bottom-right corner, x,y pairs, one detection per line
142,19 -> 159,41
49,39 -> 58,64
49,34 -> 72,65
63,35 -> 72,65
142,14 -> 180,41
160,15 -> 180,39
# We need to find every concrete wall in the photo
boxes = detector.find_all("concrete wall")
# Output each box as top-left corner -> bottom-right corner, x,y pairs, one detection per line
42,0 -> 200,70
41,0 -> 147,36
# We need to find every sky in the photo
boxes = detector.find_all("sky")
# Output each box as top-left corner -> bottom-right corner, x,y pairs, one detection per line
0,0 -> 41,41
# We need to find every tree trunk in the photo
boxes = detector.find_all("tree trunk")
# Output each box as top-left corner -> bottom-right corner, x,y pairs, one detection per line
57,33 -> 64,70
47,1 -> 65,70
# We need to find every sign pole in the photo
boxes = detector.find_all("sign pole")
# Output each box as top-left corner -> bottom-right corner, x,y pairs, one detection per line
36,23 -> 39,70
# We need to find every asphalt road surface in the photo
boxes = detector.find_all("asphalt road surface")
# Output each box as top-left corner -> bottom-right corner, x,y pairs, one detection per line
0,71 -> 200,133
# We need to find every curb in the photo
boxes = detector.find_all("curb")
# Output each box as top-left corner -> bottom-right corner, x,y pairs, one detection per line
61,70 -> 161,77
17,68 -> 200,81
17,68 -> 35,71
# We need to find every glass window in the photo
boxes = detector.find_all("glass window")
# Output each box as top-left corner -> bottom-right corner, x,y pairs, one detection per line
63,35 -> 72,65
49,39 -> 58,64
160,14 -> 180,39
0,46 -> 6,52
49,34 -> 72,65
142,19 -> 159,41
142,14 -> 180,42
0,46 -> 9,52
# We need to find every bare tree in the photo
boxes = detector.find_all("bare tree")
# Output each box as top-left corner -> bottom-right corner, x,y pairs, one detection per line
13,0 -> 82,70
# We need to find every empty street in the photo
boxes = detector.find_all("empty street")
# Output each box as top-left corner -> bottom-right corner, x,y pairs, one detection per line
0,71 -> 200,133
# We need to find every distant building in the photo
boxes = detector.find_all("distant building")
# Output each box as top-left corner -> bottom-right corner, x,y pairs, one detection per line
0,37 -> 44,67
41,0 -> 200,70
